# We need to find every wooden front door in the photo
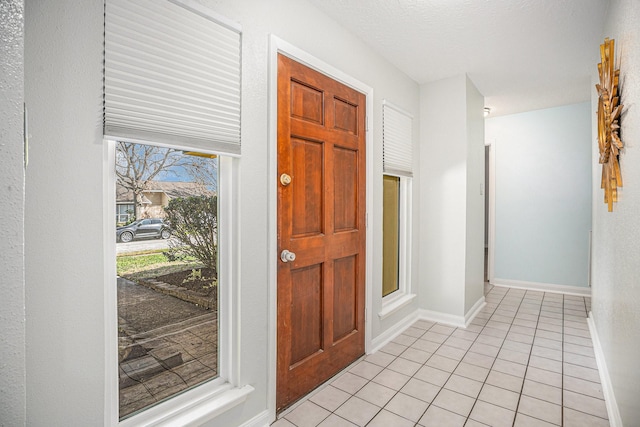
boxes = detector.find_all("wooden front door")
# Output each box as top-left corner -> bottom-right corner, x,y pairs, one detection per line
277,54 -> 367,411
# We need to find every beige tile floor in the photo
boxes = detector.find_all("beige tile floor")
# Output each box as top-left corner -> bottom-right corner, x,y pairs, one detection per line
273,285 -> 609,427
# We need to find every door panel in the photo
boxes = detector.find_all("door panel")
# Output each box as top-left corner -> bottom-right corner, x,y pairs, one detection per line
277,54 -> 366,411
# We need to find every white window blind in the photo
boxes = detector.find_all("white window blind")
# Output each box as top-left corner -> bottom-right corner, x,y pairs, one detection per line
383,101 -> 413,177
104,0 -> 241,155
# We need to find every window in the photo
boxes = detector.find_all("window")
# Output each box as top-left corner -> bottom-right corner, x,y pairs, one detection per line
104,0 -> 249,424
116,204 -> 135,225
115,142 -> 220,419
381,101 -> 414,317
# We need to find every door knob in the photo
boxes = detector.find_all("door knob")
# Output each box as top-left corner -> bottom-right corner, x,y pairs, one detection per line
280,249 -> 296,263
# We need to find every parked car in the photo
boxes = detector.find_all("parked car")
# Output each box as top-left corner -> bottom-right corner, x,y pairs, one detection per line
116,218 -> 171,243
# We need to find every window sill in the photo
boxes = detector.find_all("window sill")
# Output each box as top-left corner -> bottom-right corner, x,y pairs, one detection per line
119,382 -> 254,427
378,293 -> 416,320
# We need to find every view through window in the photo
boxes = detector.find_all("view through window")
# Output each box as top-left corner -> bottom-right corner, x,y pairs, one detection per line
115,141 -> 219,419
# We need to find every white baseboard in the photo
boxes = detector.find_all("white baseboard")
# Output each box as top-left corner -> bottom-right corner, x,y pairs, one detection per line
239,409 -> 271,427
587,313 -> 622,427
493,278 -> 591,296
370,309 -> 420,354
465,296 -> 486,327
418,309 -> 466,328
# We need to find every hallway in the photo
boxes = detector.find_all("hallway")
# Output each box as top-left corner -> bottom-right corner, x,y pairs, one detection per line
274,286 -> 607,427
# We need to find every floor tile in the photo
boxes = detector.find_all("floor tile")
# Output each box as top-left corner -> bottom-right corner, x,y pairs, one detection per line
411,338 -> 441,353
564,352 -> 598,369
514,412 -> 557,426
451,329 -> 479,342
469,400 -> 515,427
285,401 -> 331,427
365,350 -> 396,367
453,361 -> 489,383
384,392 -> 429,422
563,407 -> 610,427
443,374 -> 483,398
563,389 -> 609,419
564,342 -> 596,357
462,350 -> 496,369
425,354 -> 459,372
430,324 -> 456,335
309,385 -> 352,412
444,336 -> 473,351
418,405 -> 466,427
400,377 -> 441,403
498,348 -> 530,364
475,334 -> 504,348
485,370 -> 524,392
563,334 -> 593,347
478,383 -> 520,410
564,363 -> 601,383
469,342 -> 500,358
563,375 -> 604,399
492,358 -> 527,377
317,414 -> 357,427
272,418 -> 296,427
380,342 -> 408,356
333,396 -> 379,427
422,331 -> 450,344
349,360 -> 383,380
522,379 -> 562,405
431,388 -> 475,417
531,345 -> 562,362
371,368 -> 411,390
392,334 -> 418,346
528,355 -> 562,373
517,395 -> 562,425
414,365 -> 451,387
367,409 -> 413,427
399,347 -> 431,364
354,381 -> 396,407
507,331 -> 535,344
435,345 -> 466,361
387,357 -> 422,376
403,326 -> 427,338
525,366 -> 562,388
330,372 -> 368,395
533,336 -> 563,351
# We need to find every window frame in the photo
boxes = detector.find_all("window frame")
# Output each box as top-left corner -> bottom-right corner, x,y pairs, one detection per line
104,139 -> 251,427
379,172 -> 415,319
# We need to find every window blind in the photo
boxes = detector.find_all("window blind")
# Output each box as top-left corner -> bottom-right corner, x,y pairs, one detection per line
382,101 -> 413,177
104,0 -> 241,155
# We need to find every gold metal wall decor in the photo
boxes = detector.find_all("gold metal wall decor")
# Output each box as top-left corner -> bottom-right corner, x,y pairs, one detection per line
596,38 -> 624,212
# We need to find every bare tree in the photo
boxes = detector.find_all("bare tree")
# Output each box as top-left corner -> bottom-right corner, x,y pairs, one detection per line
115,142 -> 217,219
116,142 -> 183,218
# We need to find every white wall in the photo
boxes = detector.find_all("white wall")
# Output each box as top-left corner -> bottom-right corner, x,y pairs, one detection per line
419,75 -> 485,319
0,1 -> 26,425
23,0 -> 420,425
464,78 -> 486,313
591,0 -> 640,424
486,103 -> 592,289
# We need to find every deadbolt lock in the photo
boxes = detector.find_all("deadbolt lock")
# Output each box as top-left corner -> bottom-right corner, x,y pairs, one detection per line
280,173 -> 292,186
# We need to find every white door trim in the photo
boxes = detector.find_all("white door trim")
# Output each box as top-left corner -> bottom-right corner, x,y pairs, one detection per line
486,139 -> 496,284
267,34 -> 374,421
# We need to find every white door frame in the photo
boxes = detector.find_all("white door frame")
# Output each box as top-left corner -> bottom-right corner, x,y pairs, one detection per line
267,35 -> 374,421
486,139 -> 496,284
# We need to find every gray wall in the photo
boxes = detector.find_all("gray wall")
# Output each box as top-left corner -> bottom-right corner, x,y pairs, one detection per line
0,1 -> 26,425
486,102 -> 592,288
592,0 -> 640,424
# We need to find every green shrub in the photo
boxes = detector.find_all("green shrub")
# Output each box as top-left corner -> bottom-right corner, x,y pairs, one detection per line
164,196 -> 217,272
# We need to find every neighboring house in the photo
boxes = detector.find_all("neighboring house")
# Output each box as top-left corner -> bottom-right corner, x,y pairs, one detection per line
116,181 -> 214,223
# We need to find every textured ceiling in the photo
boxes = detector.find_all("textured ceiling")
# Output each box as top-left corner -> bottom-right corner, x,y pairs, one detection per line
307,0 -> 610,116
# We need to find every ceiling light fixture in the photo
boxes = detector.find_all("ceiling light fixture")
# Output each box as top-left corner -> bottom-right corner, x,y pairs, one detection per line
483,107 -> 491,117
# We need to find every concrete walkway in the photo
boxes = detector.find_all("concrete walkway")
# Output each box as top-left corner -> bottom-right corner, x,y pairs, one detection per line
117,277 -> 218,419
